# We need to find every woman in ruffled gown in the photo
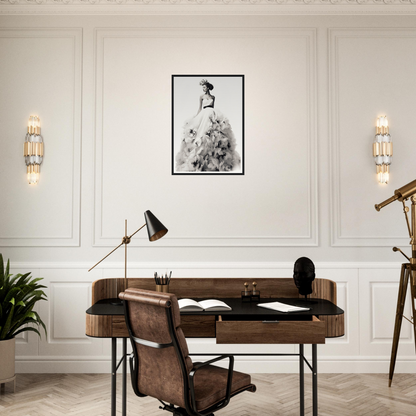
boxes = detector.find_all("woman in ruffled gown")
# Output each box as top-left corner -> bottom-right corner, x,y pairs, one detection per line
175,79 -> 241,172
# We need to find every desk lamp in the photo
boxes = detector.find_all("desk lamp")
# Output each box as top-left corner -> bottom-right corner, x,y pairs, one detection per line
88,210 -> 168,302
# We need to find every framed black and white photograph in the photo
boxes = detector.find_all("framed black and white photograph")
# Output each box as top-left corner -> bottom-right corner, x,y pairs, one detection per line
172,75 -> 244,175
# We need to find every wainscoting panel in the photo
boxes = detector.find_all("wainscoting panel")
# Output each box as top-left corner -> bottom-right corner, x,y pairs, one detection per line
0,29 -> 82,247
36,268 -> 105,359
359,268 -> 415,361
51,282 -> 91,341
12,261 -> 416,374
93,28 -> 318,248
329,28 -> 416,247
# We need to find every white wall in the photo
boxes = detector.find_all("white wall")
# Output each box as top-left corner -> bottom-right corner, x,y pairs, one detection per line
1,8 -> 416,373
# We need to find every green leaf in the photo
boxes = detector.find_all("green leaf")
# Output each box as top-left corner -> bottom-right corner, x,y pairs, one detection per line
12,326 -> 42,338
5,258 -> 10,280
4,288 -> 19,304
33,311 -> 47,337
0,257 -> 48,340
0,254 -> 4,286
0,301 -> 14,339
11,273 -> 32,288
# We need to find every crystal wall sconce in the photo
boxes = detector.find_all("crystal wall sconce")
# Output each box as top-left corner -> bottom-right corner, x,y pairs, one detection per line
373,115 -> 392,184
24,116 -> 44,185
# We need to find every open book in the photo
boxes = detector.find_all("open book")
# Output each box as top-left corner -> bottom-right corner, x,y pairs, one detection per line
257,301 -> 310,313
178,299 -> 232,312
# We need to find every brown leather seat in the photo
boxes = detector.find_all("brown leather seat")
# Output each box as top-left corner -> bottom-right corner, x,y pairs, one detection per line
119,288 -> 256,416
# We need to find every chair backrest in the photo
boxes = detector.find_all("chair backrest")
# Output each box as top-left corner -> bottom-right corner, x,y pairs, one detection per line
119,288 -> 193,409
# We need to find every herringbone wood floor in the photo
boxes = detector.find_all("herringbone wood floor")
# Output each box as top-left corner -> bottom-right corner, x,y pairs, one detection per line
1,373 -> 416,415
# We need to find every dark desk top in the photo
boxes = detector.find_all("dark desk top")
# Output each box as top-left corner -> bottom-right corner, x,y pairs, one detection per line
86,298 -> 343,318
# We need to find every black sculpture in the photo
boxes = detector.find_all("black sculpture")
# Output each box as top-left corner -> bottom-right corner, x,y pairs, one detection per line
293,257 -> 315,296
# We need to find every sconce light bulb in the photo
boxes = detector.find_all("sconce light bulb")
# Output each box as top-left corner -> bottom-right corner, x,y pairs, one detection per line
27,171 -> 39,185
377,171 -> 389,185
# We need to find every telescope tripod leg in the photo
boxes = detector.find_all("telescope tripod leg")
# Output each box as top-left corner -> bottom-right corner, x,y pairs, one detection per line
389,264 -> 409,387
410,271 -> 416,355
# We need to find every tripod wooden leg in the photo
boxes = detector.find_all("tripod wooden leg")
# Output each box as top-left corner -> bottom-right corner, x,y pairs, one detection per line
410,270 -> 416,355
389,264 -> 409,387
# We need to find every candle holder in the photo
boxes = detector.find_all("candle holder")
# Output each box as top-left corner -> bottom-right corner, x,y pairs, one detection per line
251,281 -> 260,302
241,282 -> 252,302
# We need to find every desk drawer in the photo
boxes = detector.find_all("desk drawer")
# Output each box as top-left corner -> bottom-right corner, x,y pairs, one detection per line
181,315 -> 216,338
112,316 -> 129,337
216,316 -> 325,344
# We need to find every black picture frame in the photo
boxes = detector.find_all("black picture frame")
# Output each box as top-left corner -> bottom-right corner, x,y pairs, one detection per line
172,75 -> 245,175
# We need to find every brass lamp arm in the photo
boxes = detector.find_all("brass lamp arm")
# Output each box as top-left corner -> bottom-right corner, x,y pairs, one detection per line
128,223 -> 146,240
88,241 -> 125,272
88,223 -> 147,273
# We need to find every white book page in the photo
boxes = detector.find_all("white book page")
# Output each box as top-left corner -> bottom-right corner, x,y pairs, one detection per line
178,299 -> 203,310
198,299 -> 231,310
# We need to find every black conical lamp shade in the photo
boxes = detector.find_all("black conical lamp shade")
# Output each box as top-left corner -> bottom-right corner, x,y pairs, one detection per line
144,210 -> 168,242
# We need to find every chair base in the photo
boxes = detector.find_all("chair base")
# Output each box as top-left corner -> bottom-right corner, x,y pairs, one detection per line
159,402 -> 214,416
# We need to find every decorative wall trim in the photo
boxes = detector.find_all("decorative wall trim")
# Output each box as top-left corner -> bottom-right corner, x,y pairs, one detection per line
93,28 -> 318,248
2,0 -> 416,6
0,28 -> 82,247
9,260 -> 405,270
2,3 -> 416,18
15,356 -> 416,375
329,28 -> 416,247
8,261 -> 412,373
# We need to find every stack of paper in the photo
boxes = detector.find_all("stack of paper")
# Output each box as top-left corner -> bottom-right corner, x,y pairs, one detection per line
257,301 -> 310,313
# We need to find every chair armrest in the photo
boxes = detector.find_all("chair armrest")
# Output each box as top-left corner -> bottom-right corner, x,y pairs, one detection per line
188,355 -> 234,415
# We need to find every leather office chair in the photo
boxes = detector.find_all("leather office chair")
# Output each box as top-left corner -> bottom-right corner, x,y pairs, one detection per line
119,288 -> 256,416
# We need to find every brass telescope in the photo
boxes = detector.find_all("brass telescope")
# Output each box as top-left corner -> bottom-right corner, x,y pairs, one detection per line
375,178 -> 416,387
375,178 -> 416,211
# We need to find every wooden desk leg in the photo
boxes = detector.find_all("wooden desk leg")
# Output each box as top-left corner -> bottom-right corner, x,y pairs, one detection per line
111,338 -> 117,416
312,344 -> 318,416
299,344 -> 304,416
122,338 -> 127,416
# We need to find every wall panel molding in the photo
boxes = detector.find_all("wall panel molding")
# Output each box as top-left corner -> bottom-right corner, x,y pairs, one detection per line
0,28 -> 82,247
329,28 -> 416,247
3,2 -> 416,17
10,261 -> 415,374
93,28 -> 318,247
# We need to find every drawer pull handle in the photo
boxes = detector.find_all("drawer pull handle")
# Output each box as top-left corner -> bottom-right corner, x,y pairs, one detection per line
262,320 -> 280,323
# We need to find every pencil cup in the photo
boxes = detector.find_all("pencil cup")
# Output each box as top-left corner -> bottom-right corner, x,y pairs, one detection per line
156,285 -> 169,293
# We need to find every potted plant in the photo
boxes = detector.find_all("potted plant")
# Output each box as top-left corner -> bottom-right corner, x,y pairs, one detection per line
0,254 -> 47,386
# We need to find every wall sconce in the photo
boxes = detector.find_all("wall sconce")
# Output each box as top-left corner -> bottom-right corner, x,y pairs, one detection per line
24,116 -> 44,185
373,115 -> 392,184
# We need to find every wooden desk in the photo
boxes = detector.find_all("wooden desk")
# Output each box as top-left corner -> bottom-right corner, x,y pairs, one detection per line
86,278 -> 344,416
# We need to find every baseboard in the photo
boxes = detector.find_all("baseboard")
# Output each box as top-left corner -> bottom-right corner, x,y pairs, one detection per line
15,357 -> 416,374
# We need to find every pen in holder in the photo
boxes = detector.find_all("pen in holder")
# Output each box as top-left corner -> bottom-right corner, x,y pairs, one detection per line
154,271 -> 172,293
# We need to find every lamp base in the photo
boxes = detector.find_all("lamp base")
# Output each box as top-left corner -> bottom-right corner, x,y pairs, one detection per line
108,298 -> 123,306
